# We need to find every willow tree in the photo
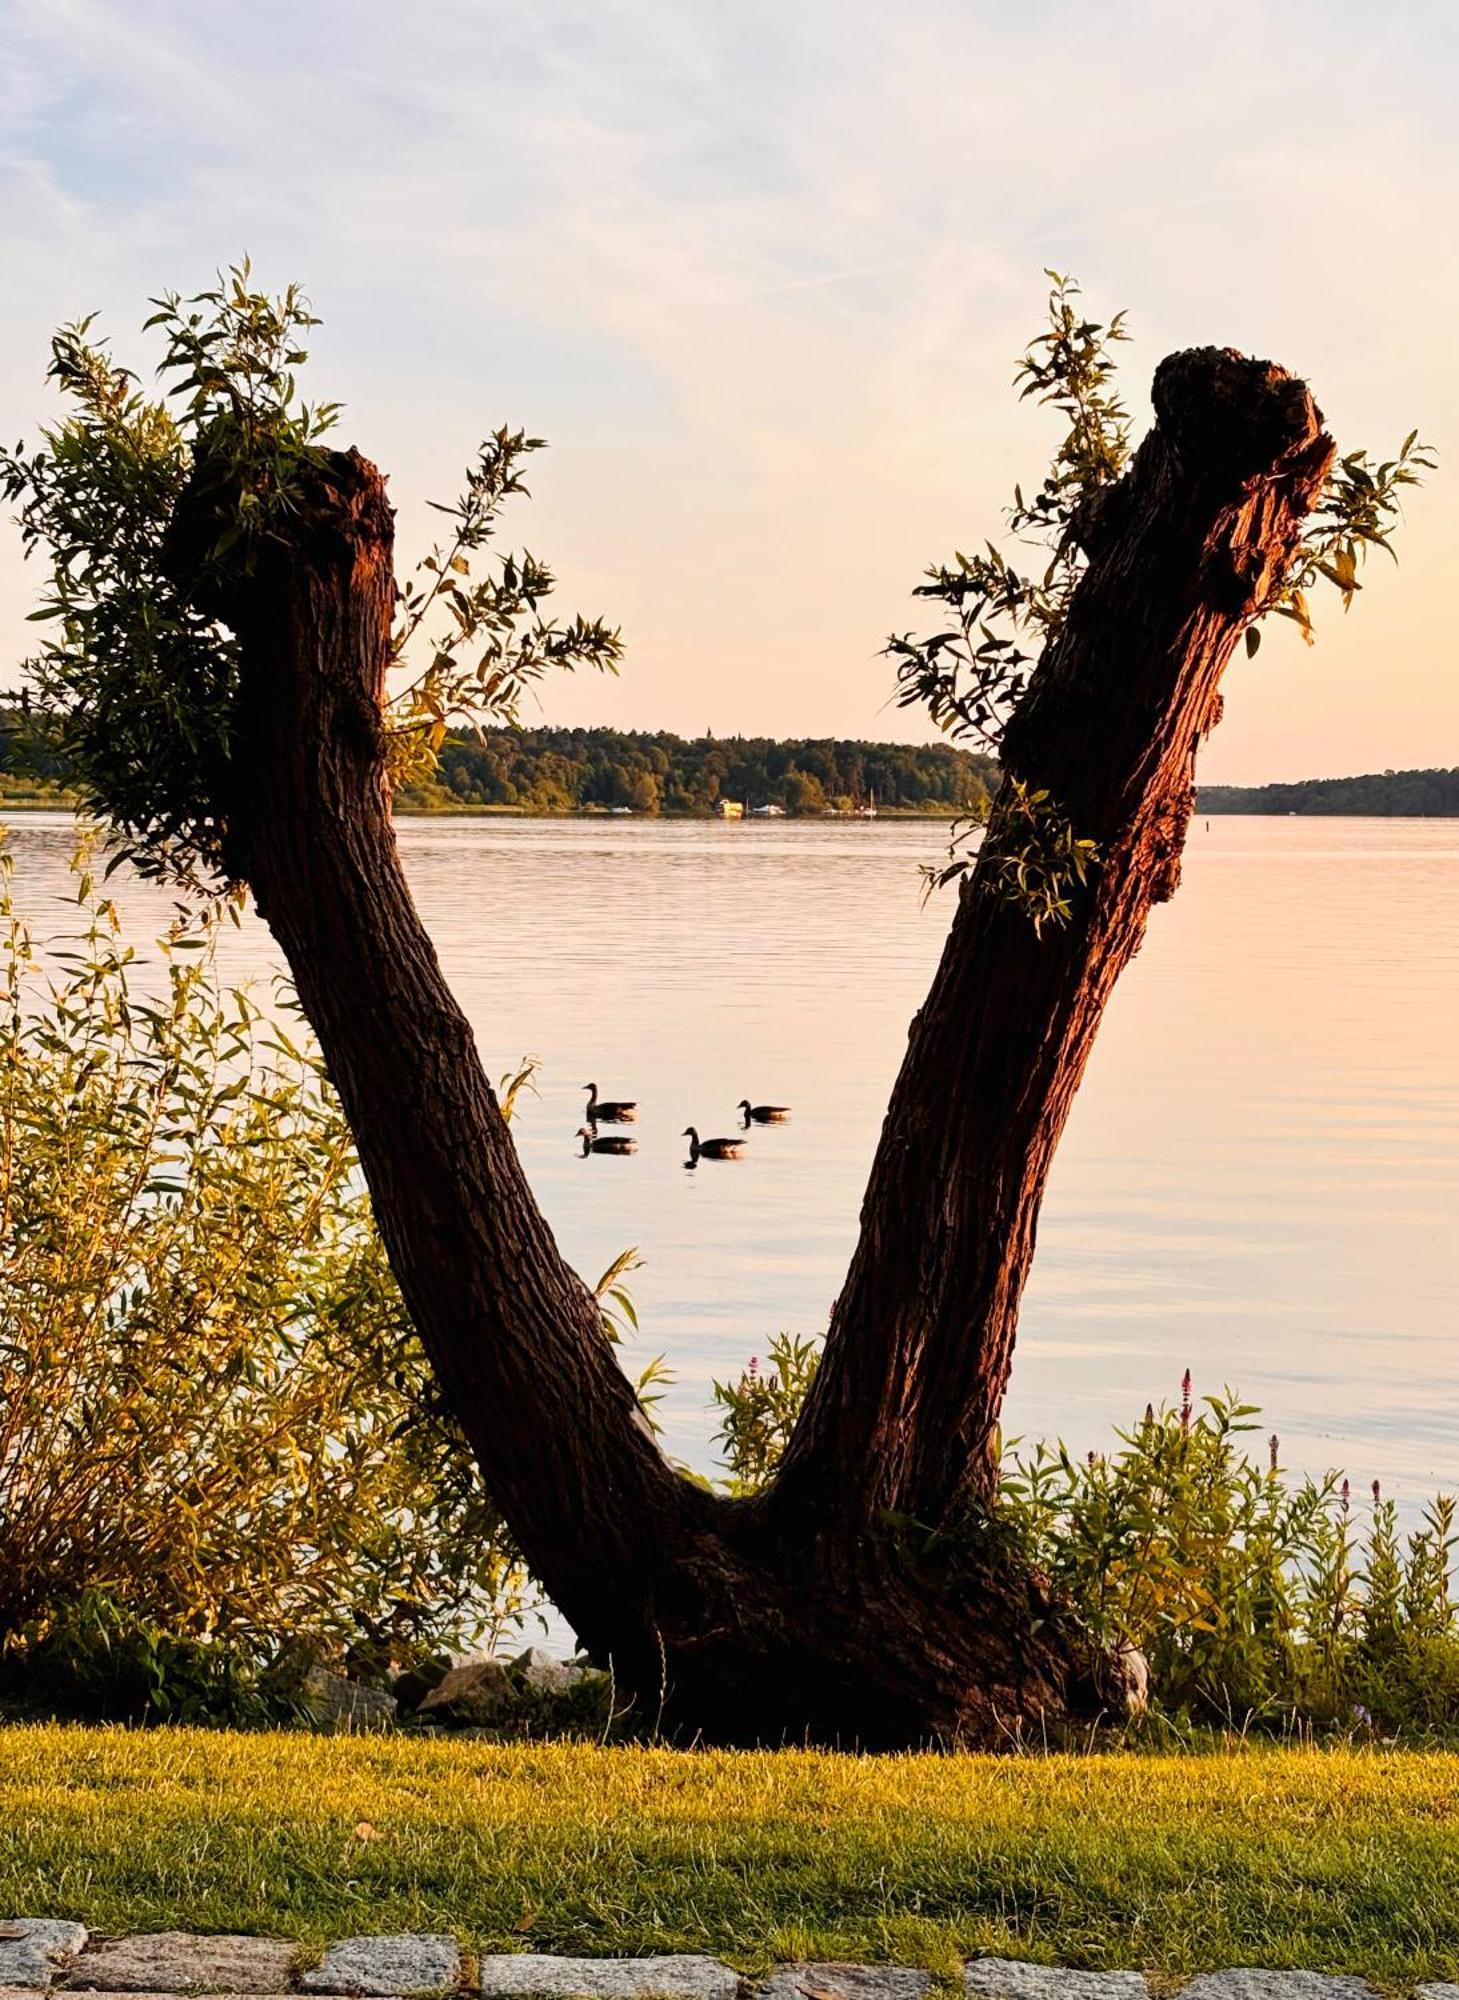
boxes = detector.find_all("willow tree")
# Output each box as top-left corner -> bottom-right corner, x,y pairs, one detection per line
1,268 -> 1430,1744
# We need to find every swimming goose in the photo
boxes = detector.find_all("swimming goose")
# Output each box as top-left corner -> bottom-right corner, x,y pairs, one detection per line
683,1126 -> 746,1163
584,1082 -> 638,1123
577,1125 -> 637,1156
738,1099 -> 791,1125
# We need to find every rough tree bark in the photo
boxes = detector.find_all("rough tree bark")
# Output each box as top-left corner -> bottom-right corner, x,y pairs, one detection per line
165,346 -> 1332,1747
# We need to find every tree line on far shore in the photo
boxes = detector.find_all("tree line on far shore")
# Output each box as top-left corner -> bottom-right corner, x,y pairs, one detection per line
0,709 -> 996,817
4,703 -> 1453,820
1199,766 -> 1459,817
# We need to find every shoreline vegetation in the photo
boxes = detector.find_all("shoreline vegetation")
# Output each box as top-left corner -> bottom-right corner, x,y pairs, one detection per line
4,713 -> 1456,818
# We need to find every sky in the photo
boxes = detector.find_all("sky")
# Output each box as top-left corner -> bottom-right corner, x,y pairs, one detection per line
0,0 -> 1454,783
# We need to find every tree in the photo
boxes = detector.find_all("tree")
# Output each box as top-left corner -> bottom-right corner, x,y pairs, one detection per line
1,268 -> 1430,1745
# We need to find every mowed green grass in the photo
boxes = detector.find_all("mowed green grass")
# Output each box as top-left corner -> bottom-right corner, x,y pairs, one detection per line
2,1730 -> 1458,1980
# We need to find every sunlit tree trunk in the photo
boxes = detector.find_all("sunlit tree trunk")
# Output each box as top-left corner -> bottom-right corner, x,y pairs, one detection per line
167,346 -> 1332,1745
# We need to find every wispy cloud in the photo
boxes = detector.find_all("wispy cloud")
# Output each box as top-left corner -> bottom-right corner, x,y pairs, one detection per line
1,0 -> 1453,778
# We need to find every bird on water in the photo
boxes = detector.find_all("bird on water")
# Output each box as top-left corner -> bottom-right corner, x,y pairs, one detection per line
576,1125 -> 637,1156
738,1098 -> 791,1125
683,1126 -> 746,1164
584,1082 -> 637,1123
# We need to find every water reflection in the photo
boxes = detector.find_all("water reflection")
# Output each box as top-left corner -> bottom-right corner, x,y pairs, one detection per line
6,809 -> 1457,1506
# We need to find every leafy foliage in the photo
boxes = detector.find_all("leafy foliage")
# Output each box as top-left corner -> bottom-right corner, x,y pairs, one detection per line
0,834 -> 528,1718
0,263 -> 619,889
891,272 -> 1433,921
388,433 -> 621,787
1260,429 -> 1436,648
711,1335 -> 823,1497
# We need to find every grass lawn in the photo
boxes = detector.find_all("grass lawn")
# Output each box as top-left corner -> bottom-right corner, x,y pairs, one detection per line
2,1730 -> 1458,1982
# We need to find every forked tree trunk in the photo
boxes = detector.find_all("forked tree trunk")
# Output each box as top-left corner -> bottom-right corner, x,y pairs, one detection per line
166,346 -> 1332,1746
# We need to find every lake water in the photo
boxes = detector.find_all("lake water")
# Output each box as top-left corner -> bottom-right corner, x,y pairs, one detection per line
6,810 -> 1458,1510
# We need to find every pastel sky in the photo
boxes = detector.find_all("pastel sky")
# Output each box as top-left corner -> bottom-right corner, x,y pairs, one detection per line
1,0 -> 1453,782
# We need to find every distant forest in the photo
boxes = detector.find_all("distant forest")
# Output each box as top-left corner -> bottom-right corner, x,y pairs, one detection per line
1199,768 -> 1459,816
0,711 -> 997,818
4,704 -> 1455,818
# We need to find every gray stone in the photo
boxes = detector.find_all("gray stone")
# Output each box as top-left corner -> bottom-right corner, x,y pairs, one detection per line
65,1934 -> 298,1992
476,1955 -> 740,2000
964,1964 -> 1148,2000
1417,1988 -> 1459,2000
418,1659 -> 517,1727
300,1669 -> 398,1735
1104,1644 -> 1150,1715
0,1923 -> 88,1990
301,1935 -> 460,1996
1179,1979 -> 1376,2000
760,1968 -> 930,2000
511,1647 -> 585,1697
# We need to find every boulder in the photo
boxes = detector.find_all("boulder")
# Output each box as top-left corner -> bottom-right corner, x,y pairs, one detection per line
511,1648 -> 586,1697
392,1658 -> 452,1717
418,1658 -> 518,1727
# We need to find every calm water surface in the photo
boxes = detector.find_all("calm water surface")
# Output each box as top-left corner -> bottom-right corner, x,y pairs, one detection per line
8,811 -> 1458,1503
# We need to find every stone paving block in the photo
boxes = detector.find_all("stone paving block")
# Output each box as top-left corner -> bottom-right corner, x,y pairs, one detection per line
476,1956 -> 740,2000
1179,1978 -> 1378,2000
964,1963 -> 1149,2000
66,1936 -> 297,1992
301,1936 -> 460,1997
0,1923 -> 89,1990
759,1969 -> 930,2000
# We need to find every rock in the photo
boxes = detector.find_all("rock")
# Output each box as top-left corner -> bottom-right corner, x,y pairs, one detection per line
1179,1979 -> 1377,2000
1417,1987 -> 1459,2000
0,1922 -> 88,1990
65,1933 -> 297,1992
300,1934 -> 461,1996
964,1964 -> 1149,2000
475,1955 -> 740,2000
418,1659 -> 518,1728
511,1647 -> 585,1697
300,1669 -> 397,1735
392,1659 -> 451,1717
1105,1644 -> 1150,1715
759,1968 -> 930,2000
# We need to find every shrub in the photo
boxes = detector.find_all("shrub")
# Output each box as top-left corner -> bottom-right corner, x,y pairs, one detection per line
0,833 -> 528,1719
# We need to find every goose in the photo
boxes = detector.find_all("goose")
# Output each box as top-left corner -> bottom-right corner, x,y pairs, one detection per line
577,1125 -> 637,1156
683,1126 -> 746,1164
584,1082 -> 638,1123
738,1098 -> 791,1126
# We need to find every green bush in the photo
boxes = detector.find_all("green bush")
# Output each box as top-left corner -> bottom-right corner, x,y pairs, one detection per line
0,832 -> 529,1720
713,1347 -> 1459,1736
